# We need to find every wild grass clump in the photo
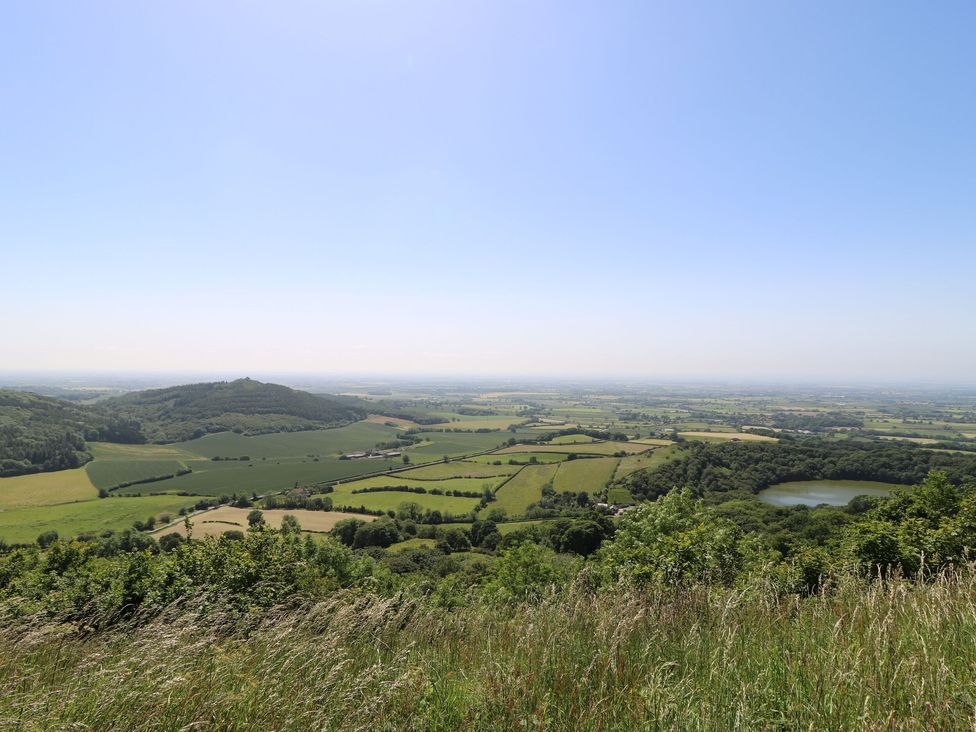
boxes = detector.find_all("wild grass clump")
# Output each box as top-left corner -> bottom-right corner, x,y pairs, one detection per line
1,571 -> 975,731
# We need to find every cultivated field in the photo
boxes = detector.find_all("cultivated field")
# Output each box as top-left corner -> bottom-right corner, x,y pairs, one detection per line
678,431 -> 777,442
0,468 -> 97,510
151,507 -> 374,538
496,441 -> 650,456
394,462 -> 520,479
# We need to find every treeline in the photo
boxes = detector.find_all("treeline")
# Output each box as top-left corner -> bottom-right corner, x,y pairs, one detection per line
622,438 -> 976,502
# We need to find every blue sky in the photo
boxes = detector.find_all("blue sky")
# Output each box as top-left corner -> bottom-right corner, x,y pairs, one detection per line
2,1 -> 974,381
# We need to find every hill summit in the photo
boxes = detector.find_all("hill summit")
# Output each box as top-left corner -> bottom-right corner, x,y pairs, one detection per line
104,378 -> 366,442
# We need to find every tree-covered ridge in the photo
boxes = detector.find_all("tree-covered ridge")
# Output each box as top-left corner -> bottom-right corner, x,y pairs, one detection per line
621,438 -> 976,502
0,390 -> 142,477
103,378 -> 367,442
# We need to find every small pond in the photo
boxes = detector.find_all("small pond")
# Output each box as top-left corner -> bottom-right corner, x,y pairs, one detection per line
757,479 -> 904,507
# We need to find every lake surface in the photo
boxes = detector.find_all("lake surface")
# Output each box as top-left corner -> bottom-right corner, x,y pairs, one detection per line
758,479 -> 903,507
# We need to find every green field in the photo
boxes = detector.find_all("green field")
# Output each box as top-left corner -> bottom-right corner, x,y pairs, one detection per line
486,464 -> 558,518
318,484 -> 481,516
607,486 -> 635,504
117,457 -> 404,497
614,446 -> 685,479
0,468 -> 98,510
335,475 -> 505,493
549,434 -> 598,444
170,422 -> 399,459
406,431 -> 515,458
0,495 -> 197,544
552,457 -> 619,494
86,459 -> 188,490
387,537 -> 438,551
496,441 -> 648,456
468,452 -> 569,465
396,461 -> 520,479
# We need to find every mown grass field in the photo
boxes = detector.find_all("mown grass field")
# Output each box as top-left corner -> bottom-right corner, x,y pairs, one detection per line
0,495 -> 197,544
0,468 -> 97,510
552,457 -> 619,494
151,507 -> 374,538
486,464 -> 558,518
320,487 -> 481,516
606,486 -> 635,504
549,434 -> 598,444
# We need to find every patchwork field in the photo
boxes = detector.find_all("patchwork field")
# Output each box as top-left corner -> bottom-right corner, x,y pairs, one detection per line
0,468 -> 98,510
552,457 -> 619,494
496,441 -> 650,456
486,464 -> 558,518
467,452 -> 569,465
116,457 -> 404,498
0,495 -> 197,545
151,507 -> 375,538
395,462 -> 520,479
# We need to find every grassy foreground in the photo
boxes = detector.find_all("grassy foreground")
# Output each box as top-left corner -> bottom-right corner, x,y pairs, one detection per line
2,572 -> 975,731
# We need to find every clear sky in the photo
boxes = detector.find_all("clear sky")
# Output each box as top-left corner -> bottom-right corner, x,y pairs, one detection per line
2,1 -> 974,382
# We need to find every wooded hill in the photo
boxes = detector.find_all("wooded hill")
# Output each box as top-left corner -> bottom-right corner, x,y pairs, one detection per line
103,378 -> 366,442
0,379 -> 367,475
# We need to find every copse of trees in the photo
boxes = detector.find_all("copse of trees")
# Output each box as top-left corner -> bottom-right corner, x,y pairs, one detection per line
622,438 -> 976,502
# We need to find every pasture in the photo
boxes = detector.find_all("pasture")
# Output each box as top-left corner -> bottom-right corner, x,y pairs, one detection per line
467,452 -> 569,465
614,446 -> 685,479
334,475 -> 505,493
486,464 -> 558,518
0,468 -> 98,510
552,457 -> 619,494
549,434 -> 597,444
0,495 -> 196,545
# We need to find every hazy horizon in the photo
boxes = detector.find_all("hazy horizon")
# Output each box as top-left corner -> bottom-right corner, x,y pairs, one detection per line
3,2 -> 974,381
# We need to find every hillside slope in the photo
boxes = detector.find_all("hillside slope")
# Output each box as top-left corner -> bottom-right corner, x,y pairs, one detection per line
103,378 -> 366,442
0,391 -> 142,477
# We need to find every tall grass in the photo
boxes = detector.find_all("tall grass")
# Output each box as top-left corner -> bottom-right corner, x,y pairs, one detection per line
1,572 -> 975,730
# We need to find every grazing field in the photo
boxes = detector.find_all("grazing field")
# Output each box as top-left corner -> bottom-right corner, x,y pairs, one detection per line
151,508 -> 374,538
320,485 -> 481,515
0,495 -> 196,544
628,438 -> 675,446
614,446 -> 685,479
607,486 -> 635,504
86,459 -> 188,490
496,441 -> 649,456
552,457 -> 619,494
425,416 -> 524,431
549,434 -> 598,444
678,431 -> 777,442
364,414 -> 418,429
0,468 -> 98,510
486,464 -> 558,517
878,435 -> 940,445
395,462 -> 520,480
